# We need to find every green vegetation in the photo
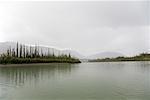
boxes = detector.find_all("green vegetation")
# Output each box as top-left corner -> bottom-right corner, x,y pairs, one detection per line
0,42 -> 81,64
89,53 -> 150,62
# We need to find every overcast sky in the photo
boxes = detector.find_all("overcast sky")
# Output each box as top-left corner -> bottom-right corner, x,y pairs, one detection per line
0,1 -> 149,56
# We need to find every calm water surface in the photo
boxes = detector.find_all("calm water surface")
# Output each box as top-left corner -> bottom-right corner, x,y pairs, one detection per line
0,62 -> 150,100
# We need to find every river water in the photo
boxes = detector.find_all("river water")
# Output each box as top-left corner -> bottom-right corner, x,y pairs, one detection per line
0,62 -> 150,100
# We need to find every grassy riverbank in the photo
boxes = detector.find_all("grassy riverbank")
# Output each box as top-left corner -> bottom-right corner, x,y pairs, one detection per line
89,53 -> 150,62
0,57 -> 81,64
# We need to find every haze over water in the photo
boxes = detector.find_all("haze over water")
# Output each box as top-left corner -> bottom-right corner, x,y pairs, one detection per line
0,62 -> 150,100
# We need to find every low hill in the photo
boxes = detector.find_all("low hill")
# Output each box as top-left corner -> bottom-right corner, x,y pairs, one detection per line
87,52 -> 124,59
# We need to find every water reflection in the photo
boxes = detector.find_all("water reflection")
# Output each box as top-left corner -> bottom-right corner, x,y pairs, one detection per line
0,62 -> 150,100
0,63 -> 78,86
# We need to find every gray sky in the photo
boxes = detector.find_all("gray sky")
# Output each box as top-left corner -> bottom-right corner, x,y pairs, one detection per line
0,1 -> 149,56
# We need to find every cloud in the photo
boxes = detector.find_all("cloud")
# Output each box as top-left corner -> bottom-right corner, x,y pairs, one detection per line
0,1 -> 149,56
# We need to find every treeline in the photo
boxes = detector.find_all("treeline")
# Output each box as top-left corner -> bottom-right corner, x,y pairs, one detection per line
0,42 -> 81,64
89,53 -> 150,62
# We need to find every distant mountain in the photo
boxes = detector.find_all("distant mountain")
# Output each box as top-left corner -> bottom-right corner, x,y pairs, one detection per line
61,50 -> 85,59
0,42 -> 125,60
87,52 -> 124,59
0,42 -> 83,59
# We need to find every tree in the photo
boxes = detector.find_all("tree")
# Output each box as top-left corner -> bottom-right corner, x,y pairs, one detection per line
30,46 -> 32,58
9,46 -> 11,57
7,49 -> 10,57
41,48 -> 43,58
26,47 -> 29,58
34,45 -> 37,58
69,53 -> 71,58
23,45 -> 26,58
20,44 -> 22,58
16,42 -> 19,57
12,48 -> 15,57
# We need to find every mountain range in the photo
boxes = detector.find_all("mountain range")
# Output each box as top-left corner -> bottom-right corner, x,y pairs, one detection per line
0,42 -> 124,59
86,52 -> 124,59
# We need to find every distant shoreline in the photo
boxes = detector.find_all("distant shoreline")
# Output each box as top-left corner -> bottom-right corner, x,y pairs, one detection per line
88,60 -> 150,62
0,61 -> 149,67
88,53 -> 150,62
0,62 -> 81,67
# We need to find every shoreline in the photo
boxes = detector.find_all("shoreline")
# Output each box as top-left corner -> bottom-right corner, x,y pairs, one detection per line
0,62 -> 81,67
88,60 -> 150,62
0,60 -> 150,67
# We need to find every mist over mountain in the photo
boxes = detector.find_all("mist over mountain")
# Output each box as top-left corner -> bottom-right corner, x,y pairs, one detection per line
87,52 -> 124,59
61,50 -> 85,59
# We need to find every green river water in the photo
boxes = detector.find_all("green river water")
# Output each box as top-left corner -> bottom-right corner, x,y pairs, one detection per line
0,62 -> 149,100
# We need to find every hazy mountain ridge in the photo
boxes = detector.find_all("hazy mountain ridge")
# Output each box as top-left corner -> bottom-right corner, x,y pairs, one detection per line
0,42 -> 84,59
87,52 -> 124,59
0,42 -> 125,59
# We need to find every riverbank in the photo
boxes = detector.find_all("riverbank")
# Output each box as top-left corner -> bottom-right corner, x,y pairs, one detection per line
0,62 -> 81,67
0,57 -> 81,64
89,53 -> 150,62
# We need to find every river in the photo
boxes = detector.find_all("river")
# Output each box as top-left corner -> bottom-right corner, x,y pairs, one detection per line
0,62 -> 150,100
